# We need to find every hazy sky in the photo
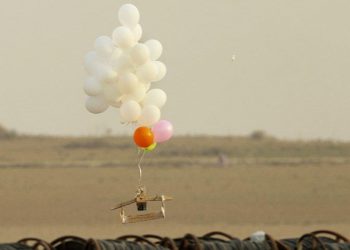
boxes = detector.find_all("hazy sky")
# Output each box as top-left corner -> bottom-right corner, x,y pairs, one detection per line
0,0 -> 350,140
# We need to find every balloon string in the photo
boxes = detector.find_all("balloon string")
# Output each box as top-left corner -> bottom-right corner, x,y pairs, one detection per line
137,149 -> 146,186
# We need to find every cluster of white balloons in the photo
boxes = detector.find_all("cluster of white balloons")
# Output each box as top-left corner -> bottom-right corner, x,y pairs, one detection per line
84,4 -> 167,127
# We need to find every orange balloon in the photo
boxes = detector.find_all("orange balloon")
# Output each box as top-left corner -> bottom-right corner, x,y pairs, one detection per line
133,127 -> 154,148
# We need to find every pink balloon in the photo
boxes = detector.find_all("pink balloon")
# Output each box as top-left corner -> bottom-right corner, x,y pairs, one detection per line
152,120 -> 173,143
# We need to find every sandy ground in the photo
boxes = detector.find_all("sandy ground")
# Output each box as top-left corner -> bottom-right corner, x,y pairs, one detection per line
0,165 -> 349,241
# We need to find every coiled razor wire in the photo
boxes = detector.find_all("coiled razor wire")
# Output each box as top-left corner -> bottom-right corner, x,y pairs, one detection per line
1,230 -> 348,250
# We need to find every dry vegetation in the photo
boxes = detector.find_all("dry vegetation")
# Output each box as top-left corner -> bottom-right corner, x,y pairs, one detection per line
0,131 -> 349,240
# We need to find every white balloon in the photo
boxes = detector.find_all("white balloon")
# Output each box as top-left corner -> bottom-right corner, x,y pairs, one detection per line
129,43 -> 150,65
120,100 -> 141,122
94,36 -> 114,58
95,65 -> 117,83
84,51 -> 98,74
143,88 -> 167,108
110,48 -> 123,69
142,82 -> 151,92
118,4 -> 140,29
110,100 -> 122,108
85,96 -> 109,114
125,85 -> 146,102
154,61 -> 167,81
102,82 -> 122,104
144,39 -> 163,60
134,87 -> 146,102
112,53 -> 133,72
112,26 -> 136,48
138,105 -> 161,126
136,61 -> 159,82
110,47 -> 122,61
118,72 -> 139,94
132,24 -> 143,42
84,77 -> 102,96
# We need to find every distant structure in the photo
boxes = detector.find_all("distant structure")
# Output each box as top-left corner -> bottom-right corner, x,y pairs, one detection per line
218,153 -> 229,167
0,124 -> 17,139
250,130 -> 268,140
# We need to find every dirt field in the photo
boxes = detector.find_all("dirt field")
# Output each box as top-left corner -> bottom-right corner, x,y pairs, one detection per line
0,165 -> 349,241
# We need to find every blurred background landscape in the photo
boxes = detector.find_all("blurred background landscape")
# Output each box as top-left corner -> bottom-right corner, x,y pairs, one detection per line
0,124 -> 349,240
0,0 -> 349,242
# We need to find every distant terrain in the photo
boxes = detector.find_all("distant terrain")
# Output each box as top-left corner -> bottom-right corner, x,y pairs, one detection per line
1,129 -> 350,168
0,127 -> 349,241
